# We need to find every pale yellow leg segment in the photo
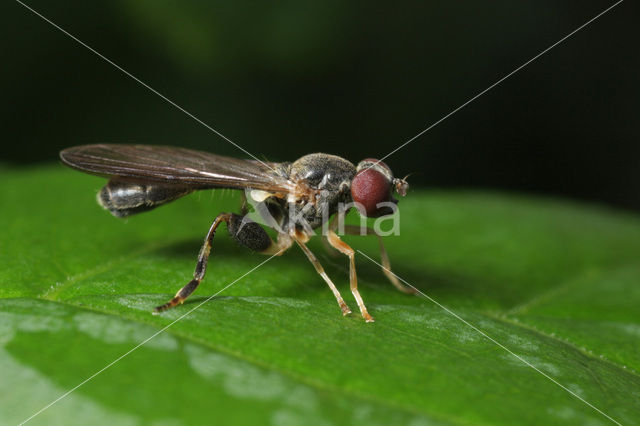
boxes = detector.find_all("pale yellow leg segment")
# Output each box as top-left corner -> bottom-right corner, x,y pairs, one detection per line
259,232 -> 293,256
320,234 -> 341,258
294,236 -> 352,316
326,229 -> 374,322
343,225 -> 417,295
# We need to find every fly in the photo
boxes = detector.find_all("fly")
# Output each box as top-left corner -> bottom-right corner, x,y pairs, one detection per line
59,144 -> 415,322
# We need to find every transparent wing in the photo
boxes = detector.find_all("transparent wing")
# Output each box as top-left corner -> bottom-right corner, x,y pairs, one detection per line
60,144 -> 293,193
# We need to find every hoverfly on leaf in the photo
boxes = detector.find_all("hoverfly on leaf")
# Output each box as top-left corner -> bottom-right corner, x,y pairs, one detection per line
60,144 -> 414,322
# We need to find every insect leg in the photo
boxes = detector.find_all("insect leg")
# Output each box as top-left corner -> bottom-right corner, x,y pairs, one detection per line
342,225 -> 416,294
293,236 -> 352,316
155,213 -> 290,313
320,234 -> 341,258
154,213 -> 232,312
326,230 -> 374,322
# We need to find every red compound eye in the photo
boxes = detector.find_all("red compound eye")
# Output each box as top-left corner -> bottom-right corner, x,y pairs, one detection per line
351,168 -> 394,217
359,158 -> 392,175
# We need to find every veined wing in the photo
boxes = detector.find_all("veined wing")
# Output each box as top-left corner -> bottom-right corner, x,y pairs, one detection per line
60,144 -> 294,193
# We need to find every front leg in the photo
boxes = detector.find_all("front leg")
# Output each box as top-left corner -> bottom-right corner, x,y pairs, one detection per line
325,229 -> 374,323
342,224 -> 416,295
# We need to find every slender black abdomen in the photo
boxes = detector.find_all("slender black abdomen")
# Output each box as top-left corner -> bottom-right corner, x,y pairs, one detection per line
98,178 -> 192,217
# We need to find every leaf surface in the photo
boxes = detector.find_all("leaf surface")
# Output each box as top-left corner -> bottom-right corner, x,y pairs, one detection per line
1,166 -> 639,425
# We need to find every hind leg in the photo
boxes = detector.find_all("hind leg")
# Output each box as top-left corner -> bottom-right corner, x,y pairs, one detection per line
155,213 -> 287,312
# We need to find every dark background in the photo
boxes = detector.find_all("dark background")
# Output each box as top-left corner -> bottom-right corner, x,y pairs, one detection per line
2,1 -> 639,210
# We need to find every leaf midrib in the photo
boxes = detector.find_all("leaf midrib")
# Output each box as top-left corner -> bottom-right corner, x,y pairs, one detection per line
21,291 -> 638,426
18,295 -> 470,426
481,311 -> 640,380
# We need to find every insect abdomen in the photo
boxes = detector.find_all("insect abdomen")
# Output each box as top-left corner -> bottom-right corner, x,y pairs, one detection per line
98,179 -> 192,217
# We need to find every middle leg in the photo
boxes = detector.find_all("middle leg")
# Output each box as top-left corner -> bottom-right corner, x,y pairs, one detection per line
293,235 -> 352,317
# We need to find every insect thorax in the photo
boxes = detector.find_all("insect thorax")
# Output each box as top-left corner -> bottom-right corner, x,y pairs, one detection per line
275,153 -> 357,232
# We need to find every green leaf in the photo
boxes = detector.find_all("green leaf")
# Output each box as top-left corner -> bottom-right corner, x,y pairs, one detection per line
2,166 -> 639,425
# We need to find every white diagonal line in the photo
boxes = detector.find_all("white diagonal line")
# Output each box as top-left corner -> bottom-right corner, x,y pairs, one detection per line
14,0 -> 275,172
375,0 -> 624,166
357,249 -> 622,426
19,252 -> 281,425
